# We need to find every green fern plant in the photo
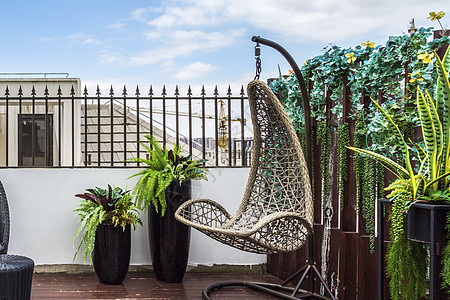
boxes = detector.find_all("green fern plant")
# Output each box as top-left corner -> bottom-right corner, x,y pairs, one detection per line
127,135 -> 208,215
73,185 -> 142,263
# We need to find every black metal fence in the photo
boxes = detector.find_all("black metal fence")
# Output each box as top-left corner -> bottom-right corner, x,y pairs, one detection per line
0,84 -> 253,168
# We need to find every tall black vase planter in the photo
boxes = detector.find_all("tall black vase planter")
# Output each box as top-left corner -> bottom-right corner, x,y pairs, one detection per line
149,180 -> 191,283
93,223 -> 131,285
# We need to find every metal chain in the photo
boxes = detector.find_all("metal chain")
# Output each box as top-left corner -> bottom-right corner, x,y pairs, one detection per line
254,42 -> 261,80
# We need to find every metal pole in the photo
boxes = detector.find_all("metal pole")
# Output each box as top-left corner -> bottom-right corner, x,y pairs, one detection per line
251,35 -> 317,295
251,36 -> 312,182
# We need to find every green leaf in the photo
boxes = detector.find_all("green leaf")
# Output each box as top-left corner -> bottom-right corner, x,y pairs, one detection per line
347,146 -> 409,179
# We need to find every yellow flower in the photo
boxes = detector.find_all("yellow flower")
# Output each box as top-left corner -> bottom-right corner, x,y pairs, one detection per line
362,40 -> 375,48
428,11 -> 445,21
409,72 -> 423,83
418,52 -> 435,64
288,69 -> 294,76
409,77 -> 424,83
345,52 -> 356,63
303,60 -> 309,66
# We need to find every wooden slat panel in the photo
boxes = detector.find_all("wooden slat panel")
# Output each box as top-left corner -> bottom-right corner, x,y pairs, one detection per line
327,228 -> 340,291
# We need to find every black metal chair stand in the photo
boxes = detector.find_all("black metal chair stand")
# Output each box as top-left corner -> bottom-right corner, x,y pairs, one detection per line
0,181 -> 35,300
203,281 -> 331,300
202,235 -> 335,300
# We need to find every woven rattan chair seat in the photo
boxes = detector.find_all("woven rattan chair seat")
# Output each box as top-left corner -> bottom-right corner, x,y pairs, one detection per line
175,80 -> 313,254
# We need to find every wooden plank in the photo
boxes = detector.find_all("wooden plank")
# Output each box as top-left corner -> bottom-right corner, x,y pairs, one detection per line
282,251 -> 299,280
342,74 -> 357,232
330,130 -> 340,229
267,252 -> 283,279
338,231 -> 358,299
313,225 -> 324,293
434,30 -> 449,60
313,119 -> 324,225
327,228 -> 340,295
358,235 -> 378,299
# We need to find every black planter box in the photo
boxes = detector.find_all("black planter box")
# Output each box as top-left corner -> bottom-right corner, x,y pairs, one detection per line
405,201 -> 450,299
407,202 -> 450,244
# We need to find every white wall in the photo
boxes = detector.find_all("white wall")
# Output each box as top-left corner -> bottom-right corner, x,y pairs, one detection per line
0,168 -> 265,267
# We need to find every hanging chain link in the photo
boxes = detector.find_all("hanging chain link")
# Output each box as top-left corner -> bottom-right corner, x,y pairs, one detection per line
254,42 -> 261,80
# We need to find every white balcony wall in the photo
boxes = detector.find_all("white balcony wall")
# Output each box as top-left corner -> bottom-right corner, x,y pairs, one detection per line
0,167 -> 265,267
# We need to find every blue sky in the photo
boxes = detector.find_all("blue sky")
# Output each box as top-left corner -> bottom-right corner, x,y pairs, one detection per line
1,0 -> 448,94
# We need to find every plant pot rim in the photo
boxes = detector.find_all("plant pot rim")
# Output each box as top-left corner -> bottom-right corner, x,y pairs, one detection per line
410,200 -> 450,209
100,222 -> 131,227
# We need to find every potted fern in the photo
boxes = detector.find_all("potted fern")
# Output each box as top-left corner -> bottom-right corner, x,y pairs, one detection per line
127,135 -> 207,283
73,185 -> 142,284
348,47 -> 450,299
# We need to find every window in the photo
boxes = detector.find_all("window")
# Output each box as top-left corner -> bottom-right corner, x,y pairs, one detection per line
18,115 -> 53,166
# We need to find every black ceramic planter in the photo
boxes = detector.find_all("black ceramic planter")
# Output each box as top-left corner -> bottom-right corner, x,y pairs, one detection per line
149,180 -> 191,283
93,223 -> 131,285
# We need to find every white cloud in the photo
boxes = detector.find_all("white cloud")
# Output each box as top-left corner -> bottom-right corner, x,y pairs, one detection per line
83,38 -> 101,45
148,5 -> 224,28
109,23 -> 126,30
40,37 -> 52,42
129,29 -> 245,65
131,8 -> 149,22
144,30 -> 164,40
96,0 -> 448,81
69,33 -> 101,45
99,52 -> 125,64
143,0 -> 448,43
174,61 -> 217,80
68,33 -> 86,40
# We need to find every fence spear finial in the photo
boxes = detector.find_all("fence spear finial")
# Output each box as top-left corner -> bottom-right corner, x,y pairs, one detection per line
135,85 -> 140,96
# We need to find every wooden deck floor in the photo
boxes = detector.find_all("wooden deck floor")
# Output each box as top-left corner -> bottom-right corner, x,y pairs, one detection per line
31,272 -> 283,299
